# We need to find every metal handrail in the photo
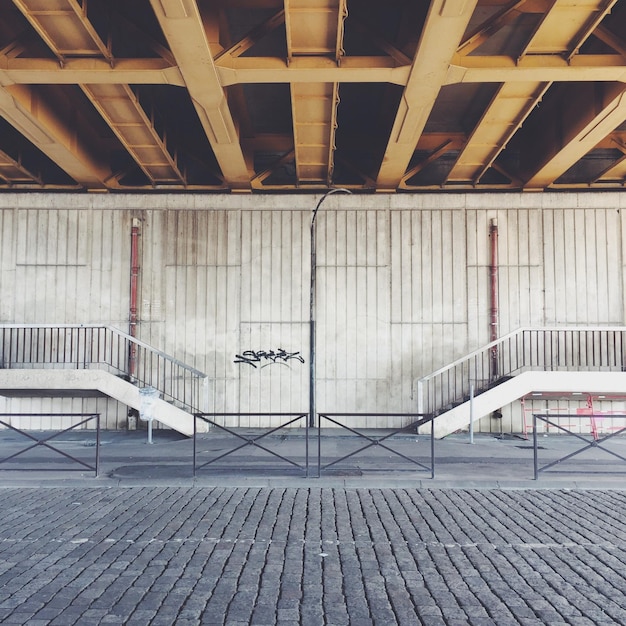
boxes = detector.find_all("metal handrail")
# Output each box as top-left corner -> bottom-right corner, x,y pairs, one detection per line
416,326 -> 626,417
0,324 -> 206,375
0,324 -> 208,413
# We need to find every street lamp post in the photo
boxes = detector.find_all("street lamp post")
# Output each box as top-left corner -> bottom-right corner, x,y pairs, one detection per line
309,188 -> 352,428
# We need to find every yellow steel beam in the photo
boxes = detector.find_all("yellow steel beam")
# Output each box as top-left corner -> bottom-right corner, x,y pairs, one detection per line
6,54 -> 626,88
215,10 -> 285,60
216,55 -> 409,85
457,0 -> 530,57
285,0 -> 347,185
12,0 -> 112,62
0,57 -> 185,85
447,0 -> 625,189
0,84 -> 110,188
375,0 -> 479,190
81,84 -> 186,185
518,0 -> 618,59
448,82 -> 551,184
290,82 -> 338,183
523,82 -> 626,188
593,25 -> 626,57
446,54 -> 626,83
9,0 -> 189,188
449,0 -> 611,186
285,0 -> 344,59
0,148 -> 42,185
149,0 -> 251,191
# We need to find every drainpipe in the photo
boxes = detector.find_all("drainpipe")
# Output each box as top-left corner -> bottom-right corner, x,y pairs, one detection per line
489,218 -> 499,382
129,217 -> 141,380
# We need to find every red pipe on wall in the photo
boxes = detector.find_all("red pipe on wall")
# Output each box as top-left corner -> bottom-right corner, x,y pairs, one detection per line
489,218 -> 499,380
129,218 -> 140,379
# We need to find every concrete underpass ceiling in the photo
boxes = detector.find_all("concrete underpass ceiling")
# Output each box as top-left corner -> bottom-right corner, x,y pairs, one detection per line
0,0 -> 625,193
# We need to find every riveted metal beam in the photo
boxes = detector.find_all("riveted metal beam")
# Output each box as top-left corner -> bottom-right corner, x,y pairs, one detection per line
285,0 -> 347,185
5,53 -> 626,87
375,0 -> 479,191
448,81 -> 551,185
0,84 -> 110,187
81,84 -> 186,185
12,0 -> 113,63
523,82 -> 626,188
2,0 -> 626,192
0,148 -> 42,185
446,54 -> 626,84
215,55 -> 409,85
448,0 -> 612,186
0,57 -> 185,86
149,0 -> 252,191
518,0 -> 618,59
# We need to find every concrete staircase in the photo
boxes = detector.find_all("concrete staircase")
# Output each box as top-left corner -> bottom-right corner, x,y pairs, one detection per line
431,370 -> 626,438
416,327 -> 626,438
0,324 -> 209,436
0,369 -> 203,436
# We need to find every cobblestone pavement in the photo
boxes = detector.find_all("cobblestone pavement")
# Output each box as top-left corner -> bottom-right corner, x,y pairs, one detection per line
0,488 -> 626,625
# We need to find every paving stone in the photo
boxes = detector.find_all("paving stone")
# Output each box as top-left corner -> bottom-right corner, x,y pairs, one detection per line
1,487 -> 626,626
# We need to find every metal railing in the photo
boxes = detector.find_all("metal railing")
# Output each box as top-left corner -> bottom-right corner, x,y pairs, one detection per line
532,413 -> 626,479
0,413 -> 100,475
193,413 -> 309,476
0,324 -> 208,413
315,413 -> 434,478
192,412 -> 434,478
416,327 -> 626,418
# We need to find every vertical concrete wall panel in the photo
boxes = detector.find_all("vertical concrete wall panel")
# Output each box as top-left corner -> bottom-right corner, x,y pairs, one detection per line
0,206 -> 131,428
0,194 -> 624,431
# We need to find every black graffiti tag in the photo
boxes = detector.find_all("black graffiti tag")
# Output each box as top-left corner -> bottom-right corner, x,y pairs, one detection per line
234,348 -> 305,369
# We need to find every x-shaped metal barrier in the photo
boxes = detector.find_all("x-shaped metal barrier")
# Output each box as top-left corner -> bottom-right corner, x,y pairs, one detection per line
314,413 -> 434,478
0,413 -> 100,476
193,413 -> 310,476
193,412 -> 434,478
532,413 -> 626,479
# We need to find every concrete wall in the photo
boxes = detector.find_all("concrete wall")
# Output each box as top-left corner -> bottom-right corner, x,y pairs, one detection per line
0,192 -> 624,431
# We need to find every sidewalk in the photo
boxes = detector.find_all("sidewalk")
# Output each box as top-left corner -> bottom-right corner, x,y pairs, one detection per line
1,427 -> 625,489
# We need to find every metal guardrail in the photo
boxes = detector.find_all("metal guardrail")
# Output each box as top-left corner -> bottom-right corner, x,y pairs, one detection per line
315,413 -> 434,478
0,324 -> 208,413
193,413 -> 310,476
193,412 -> 434,478
416,327 -> 626,418
0,413 -> 100,475
532,413 -> 626,479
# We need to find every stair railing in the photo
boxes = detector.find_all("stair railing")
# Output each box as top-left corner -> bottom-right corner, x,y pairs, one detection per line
416,327 -> 626,418
0,324 -> 208,413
